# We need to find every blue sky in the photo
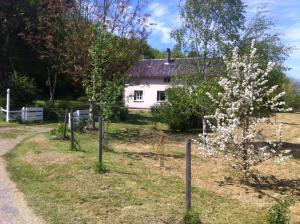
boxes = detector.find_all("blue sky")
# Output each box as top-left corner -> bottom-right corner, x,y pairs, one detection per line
146,0 -> 300,80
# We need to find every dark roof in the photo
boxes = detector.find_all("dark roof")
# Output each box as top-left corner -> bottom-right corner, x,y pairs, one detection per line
128,58 -> 220,78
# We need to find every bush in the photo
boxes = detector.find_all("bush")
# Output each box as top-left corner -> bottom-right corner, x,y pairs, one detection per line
8,71 -> 39,107
267,196 -> 295,224
0,96 -> 5,107
50,123 -> 64,139
77,96 -> 88,101
151,102 -> 195,131
43,107 -> 60,122
95,161 -> 108,173
151,77 -> 219,132
119,106 -> 129,121
110,104 -> 129,121
183,209 -> 201,224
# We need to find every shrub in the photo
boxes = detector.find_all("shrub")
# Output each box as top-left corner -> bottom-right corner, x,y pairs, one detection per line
183,209 -> 201,224
151,77 -> 219,132
151,102 -> 194,131
50,123 -> 64,139
8,71 -> 39,107
77,96 -> 88,101
0,96 -> 5,107
0,110 -> 4,120
267,196 -> 295,224
110,104 -> 129,121
95,161 -> 108,173
119,106 -> 129,121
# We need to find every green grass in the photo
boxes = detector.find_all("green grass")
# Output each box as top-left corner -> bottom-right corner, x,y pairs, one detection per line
6,112 -> 267,224
0,120 -> 20,128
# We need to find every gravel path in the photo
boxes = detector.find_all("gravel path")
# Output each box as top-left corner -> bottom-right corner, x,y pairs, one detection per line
0,126 -> 50,224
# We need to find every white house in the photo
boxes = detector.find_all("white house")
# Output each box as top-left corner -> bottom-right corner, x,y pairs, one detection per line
124,49 -> 202,109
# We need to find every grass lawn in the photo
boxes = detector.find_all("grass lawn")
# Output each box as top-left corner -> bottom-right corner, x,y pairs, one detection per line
5,112 -> 300,224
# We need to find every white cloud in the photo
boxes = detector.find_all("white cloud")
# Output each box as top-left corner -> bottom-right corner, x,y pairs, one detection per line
148,18 -> 174,44
147,2 -> 176,45
284,25 -> 300,42
149,2 -> 168,17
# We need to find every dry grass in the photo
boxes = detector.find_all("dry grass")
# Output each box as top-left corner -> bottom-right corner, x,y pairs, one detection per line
109,113 -> 300,223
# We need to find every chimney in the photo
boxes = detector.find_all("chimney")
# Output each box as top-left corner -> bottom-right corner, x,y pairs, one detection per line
166,48 -> 171,63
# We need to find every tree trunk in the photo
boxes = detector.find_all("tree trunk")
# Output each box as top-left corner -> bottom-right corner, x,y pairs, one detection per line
47,69 -> 57,102
242,118 -> 250,181
89,101 -> 96,129
0,33 -> 10,83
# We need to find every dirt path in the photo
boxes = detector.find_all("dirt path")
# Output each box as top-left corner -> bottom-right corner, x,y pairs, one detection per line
0,126 -> 50,224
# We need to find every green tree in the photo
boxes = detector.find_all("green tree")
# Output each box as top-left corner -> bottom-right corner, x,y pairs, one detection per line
152,77 -> 220,131
237,10 -> 297,110
172,0 -> 245,79
81,0 -> 148,128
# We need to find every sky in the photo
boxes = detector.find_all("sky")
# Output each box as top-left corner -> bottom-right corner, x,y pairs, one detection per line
146,0 -> 300,80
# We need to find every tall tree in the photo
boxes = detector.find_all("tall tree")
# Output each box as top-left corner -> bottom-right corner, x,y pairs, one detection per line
172,0 -> 245,79
237,10 -> 295,109
21,0 -> 73,101
0,0 -> 34,84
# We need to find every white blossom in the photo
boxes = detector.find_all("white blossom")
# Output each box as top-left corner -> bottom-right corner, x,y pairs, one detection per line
197,41 -> 292,176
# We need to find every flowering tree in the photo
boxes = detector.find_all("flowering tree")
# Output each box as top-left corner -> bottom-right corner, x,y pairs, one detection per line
196,41 -> 291,180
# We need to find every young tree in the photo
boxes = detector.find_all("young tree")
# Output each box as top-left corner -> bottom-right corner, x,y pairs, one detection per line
196,41 -> 291,180
81,0 -> 149,128
85,26 -> 124,127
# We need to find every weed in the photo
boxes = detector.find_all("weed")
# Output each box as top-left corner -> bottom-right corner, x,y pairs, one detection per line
95,161 -> 108,173
50,123 -> 64,140
183,209 -> 201,224
267,196 -> 295,224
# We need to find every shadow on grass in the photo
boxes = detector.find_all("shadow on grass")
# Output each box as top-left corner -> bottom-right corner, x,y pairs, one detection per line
244,173 -> 300,200
122,151 -> 185,160
283,142 -> 300,159
122,112 -> 156,125
108,128 -> 163,144
281,122 -> 300,126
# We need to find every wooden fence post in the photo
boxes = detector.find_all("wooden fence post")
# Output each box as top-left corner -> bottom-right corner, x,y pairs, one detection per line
186,139 -> 192,212
98,116 -> 103,163
70,109 -> 74,149
63,109 -> 68,140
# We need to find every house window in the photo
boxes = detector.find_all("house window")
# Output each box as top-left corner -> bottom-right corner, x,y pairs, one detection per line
157,91 -> 166,102
134,90 -> 143,101
163,77 -> 170,83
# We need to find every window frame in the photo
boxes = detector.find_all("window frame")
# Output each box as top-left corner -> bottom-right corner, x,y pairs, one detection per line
134,90 -> 143,101
163,77 -> 171,83
157,90 -> 166,102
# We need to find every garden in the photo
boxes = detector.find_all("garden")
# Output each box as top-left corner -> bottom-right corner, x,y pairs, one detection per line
1,0 -> 300,224
2,111 -> 300,223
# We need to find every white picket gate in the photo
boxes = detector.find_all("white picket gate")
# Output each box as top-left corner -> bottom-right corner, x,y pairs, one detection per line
0,107 -> 43,122
21,107 -> 43,122
1,89 -> 43,123
0,108 -> 22,120
68,109 -> 90,128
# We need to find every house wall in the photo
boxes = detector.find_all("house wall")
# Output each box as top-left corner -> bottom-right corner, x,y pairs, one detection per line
124,78 -> 171,109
